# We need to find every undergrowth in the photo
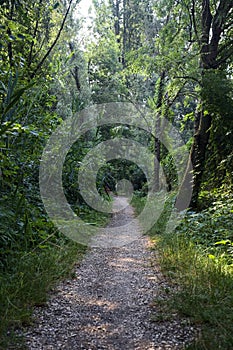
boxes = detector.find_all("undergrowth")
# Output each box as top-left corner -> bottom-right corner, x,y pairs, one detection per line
133,188 -> 233,349
0,204 -> 110,349
0,239 -> 86,349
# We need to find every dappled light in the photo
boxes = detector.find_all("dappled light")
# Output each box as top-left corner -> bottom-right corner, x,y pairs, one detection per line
0,0 -> 232,348
20,198 -> 196,349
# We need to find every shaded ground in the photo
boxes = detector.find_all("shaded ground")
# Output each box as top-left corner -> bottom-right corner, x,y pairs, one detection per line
21,197 -> 196,349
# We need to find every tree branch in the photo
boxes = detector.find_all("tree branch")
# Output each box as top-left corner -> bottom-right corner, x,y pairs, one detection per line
31,0 -> 74,79
191,0 -> 200,44
174,75 -> 201,84
28,0 -> 43,67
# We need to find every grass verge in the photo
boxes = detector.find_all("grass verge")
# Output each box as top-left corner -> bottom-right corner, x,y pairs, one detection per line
0,240 -> 87,349
0,207 -> 111,349
132,192 -> 233,350
157,233 -> 233,350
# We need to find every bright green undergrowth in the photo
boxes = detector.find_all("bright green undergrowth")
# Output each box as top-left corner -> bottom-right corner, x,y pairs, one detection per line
157,233 -> 233,350
0,203 -> 110,349
133,188 -> 233,349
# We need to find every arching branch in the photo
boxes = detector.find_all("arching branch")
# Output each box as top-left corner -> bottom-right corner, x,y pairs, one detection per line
31,0 -> 74,79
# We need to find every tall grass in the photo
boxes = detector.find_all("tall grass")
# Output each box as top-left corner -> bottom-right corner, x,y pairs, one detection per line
0,240 -> 87,349
0,207 -> 110,349
157,233 -> 233,349
133,191 -> 233,349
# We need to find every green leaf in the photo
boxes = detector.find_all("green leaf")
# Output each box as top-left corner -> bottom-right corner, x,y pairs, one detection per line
3,82 -> 34,115
208,254 -> 216,260
215,240 -> 231,246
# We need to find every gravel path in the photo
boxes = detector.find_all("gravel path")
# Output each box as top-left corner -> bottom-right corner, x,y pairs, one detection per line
22,197 -> 196,349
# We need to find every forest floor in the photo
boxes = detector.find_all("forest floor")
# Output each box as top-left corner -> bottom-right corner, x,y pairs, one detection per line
20,197 -> 197,349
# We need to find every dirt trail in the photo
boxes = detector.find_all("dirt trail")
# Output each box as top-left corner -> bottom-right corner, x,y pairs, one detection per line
22,197 -> 196,349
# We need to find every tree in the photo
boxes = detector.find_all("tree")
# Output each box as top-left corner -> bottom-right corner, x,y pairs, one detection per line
0,0 -> 82,264
188,0 -> 233,207
149,0 -> 232,207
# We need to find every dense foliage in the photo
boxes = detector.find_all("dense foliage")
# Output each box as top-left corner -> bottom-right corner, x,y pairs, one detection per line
0,0 -> 232,348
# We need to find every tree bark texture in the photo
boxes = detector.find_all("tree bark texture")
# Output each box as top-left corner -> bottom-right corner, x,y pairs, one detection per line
188,0 -> 232,208
153,71 -> 165,192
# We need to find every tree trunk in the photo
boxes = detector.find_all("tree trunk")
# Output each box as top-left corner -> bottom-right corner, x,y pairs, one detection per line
7,1 -> 15,67
189,109 -> 211,208
69,42 -> 81,92
153,71 -> 165,192
185,0 -> 232,209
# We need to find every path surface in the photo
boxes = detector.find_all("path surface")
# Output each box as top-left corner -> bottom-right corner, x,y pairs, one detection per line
22,197 -> 196,349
